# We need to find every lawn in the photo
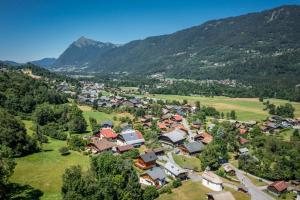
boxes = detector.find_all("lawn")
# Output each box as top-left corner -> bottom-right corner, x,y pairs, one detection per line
10,137 -> 90,200
172,153 -> 202,171
144,94 -> 300,121
78,105 -> 133,133
244,174 -> 268,187
22,120 -> 34,136
263,190 -> 296,200
157,181 -> 250,200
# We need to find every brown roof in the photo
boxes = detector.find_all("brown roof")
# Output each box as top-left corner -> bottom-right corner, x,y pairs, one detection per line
268,181 -> 288,192
92,139 -> 115,152
117,144 -> 134,152
195,132 -> 213,144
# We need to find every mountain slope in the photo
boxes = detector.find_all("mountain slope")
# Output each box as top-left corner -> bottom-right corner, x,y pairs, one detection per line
53,37 -> 116,71
90,5 -> 300,76
31,58 -> 56,68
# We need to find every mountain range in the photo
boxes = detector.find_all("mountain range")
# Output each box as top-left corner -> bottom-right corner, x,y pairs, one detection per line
50,5 -> 300,83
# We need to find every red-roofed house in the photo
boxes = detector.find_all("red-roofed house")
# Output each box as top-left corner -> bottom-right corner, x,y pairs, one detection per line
239,129 -> 248,135
239,137 -> 249,145
100,128 -> 118,140
173,114 -> 183,122
157,122 -> 167,131
194,132 -> 213,144
267,181 -> 288,196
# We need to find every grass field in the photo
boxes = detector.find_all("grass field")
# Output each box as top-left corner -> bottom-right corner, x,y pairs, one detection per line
157,181 -> 250,200
172,154 -> 202,171
10,137 -> 90,200
78,105 -> 133,133
145,94 -> 300,121
244,174 -> 268,187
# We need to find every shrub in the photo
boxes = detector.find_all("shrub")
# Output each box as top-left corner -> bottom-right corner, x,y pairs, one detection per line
59,147 -> 70,155
172,179 -> 182,188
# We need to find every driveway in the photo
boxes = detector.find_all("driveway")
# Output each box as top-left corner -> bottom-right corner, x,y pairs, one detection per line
228,164 -> 274,200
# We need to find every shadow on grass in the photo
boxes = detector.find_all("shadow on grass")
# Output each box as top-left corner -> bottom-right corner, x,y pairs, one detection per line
1,182 -> 43,200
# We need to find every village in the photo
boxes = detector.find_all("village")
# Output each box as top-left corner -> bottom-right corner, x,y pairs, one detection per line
65,80 -> 300,200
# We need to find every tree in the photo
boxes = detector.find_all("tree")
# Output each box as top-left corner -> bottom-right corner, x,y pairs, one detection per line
0,145 -> 16,185
0,108 -> 38,156
182,99 -> 188,105
62,152 -> 143,200
34,103 -> 55,126
143,186 -> 159,200
199,143 -> 228,170
195,101 -> 201,110
59,147 -> 70,155
230,110 -> 237,120
172,179 -> 182,188
67,136 -> 85,151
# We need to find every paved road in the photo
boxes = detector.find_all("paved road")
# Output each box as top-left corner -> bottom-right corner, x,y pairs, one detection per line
182,118 -> 196,142
228,164 -> 274,200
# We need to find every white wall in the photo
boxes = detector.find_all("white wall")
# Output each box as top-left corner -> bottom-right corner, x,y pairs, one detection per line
202,178 -> 223,191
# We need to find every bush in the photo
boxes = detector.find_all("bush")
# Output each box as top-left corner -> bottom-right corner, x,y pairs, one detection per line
59,147 -> 70,156
143,186 -> 159,200
172,179 -> 182,188
159,185 -> 172,194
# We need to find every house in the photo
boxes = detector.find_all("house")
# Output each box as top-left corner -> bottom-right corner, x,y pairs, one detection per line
159,129 -> 186,147
191,120 -> 201,129
101,120 -> 113,128
194,132 -> 213,144
267,181 -> 288,196
172,114 -> 183,122
86,138 -> 115,154
135,151 -> 157,169
164,161 -> 188,180
116,144 -> 134,154
117,129 -> 145,147
99,128 -> 117,140
223,164 -> 235,176
139,167 -> 167,188
180,141 -> 205,155
239,137 -> 249,145
145,147 -> 165,156
239,147 -> 249,156
202,171 -> 223,191
239,129 -> 248,135
157,122 -> 168,131
207,191 -> 235,200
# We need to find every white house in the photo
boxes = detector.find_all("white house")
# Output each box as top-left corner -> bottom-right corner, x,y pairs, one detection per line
164,161 -> 188,180
202,171 -> 223,191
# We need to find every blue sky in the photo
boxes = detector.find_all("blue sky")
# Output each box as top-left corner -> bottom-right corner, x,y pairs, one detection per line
0,0 -> 299,62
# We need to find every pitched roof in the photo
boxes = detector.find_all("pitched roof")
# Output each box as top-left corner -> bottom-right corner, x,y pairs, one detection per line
195,132 -> 213,144
173,114 -> 183,121
92,139 -> 115,152
140,151 -> 157,163
239,137 -> 249,144
183,141 -> 205,153
269,181 -> 288,192
144,167 -> 166,181
163,129 -> 186,143
164,161 -> 187,176
239,147 -> 249,153
202,171 -> 223,184
100,128 -> 117,139
239,129 -> 248,135
120,129 -> 145,145
117,144 -> 134,152
207,191 -> 235,200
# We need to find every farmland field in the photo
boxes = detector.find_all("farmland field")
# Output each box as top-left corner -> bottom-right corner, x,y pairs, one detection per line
145,94 -> 300,121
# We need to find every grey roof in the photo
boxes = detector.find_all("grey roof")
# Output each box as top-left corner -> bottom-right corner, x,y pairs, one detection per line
121,129 -> 145,145
101,120 -> 113,127
183,141 -> 205,153
163,129 -> 186,143
140,151 -> 157,163
145,167 -> 166,181
239,147 -> 249,153
164,161 -> 187,176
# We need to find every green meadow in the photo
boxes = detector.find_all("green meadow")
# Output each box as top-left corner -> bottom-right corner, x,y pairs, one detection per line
10,137 -> 90,200
146,94 -> 300,121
